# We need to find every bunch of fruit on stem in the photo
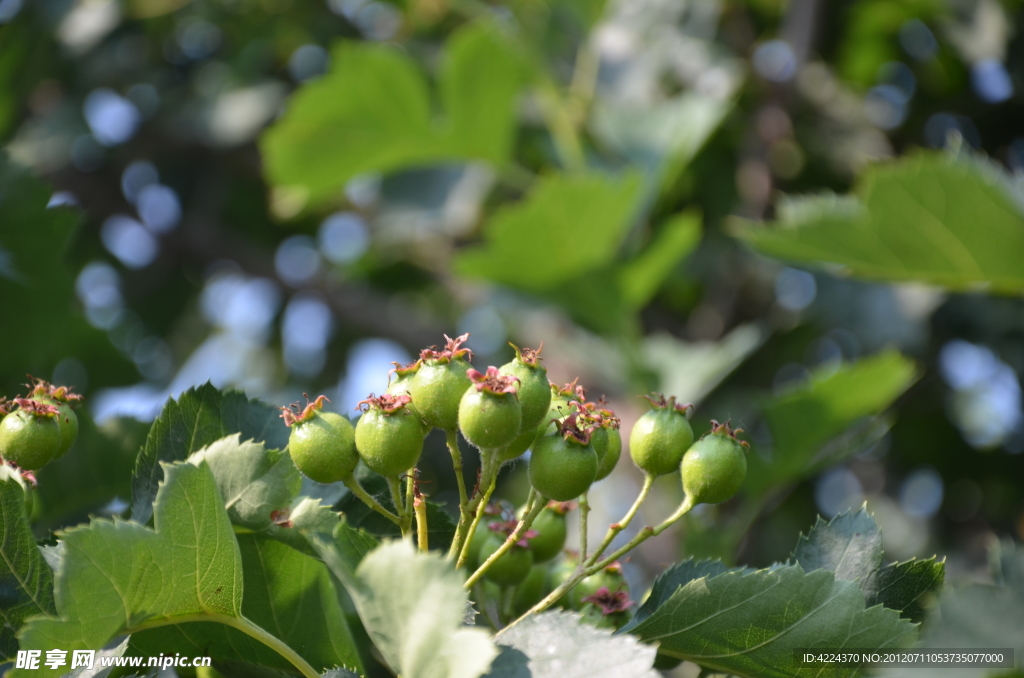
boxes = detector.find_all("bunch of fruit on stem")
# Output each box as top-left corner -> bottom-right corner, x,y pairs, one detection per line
284,334 -> 750,627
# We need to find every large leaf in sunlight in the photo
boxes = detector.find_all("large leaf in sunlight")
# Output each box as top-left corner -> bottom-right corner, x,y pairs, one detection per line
734,152 -> 1024,292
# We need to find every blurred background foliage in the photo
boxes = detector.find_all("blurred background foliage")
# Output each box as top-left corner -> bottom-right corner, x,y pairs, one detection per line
2,0 -> 1024,614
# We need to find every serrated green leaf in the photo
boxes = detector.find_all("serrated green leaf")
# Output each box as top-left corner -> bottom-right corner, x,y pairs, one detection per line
863,558 -> 944,625
748,350 -> 917,496
618,210 -> 702,308
733,151 -> 1024,292
261,22 -> 524,205
187,434 -> 301,532
486,610 -> 658,678
130,534 -> 363,674
14,463 -> 244,678
131,383 -> 289,524
0,467 -> 56,660
455,171 -> 642,291
313,538 -> 496,678
792,506 -> 882,583
623,564 -> 918,678
331,518 -> 380,571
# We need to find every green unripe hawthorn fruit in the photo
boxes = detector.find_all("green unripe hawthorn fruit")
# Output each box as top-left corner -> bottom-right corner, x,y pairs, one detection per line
515,564 -> 549,614
26,380 -> 83,458
681,420 -> 748,505
528,414 -> 598,501
478,522 -> 535,587
409,333 -> 474,431
517,501 -> 569,563
282,396 -> 358,484
355,393 -> 424,477
499,344 -> 551,431
459,366 -> 522,449
629,394 -> 694,477
495,427 -> 535,462
0,400 -> 62,470
568,561 -> 628,609
595,425 -> 622,481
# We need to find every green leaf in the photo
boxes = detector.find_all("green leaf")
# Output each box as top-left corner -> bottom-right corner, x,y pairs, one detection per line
623,564 -> 918,678
313,538 -> 497,678
0,467 -> 56,660
441,23 -> 523,163
261,23 -> 524,204
863,558 -> 944,625
331,518 -> 380,571
187,434 -> 301,532
130,534 -> 363,674
792,506 -> 882,583
486,610 -> 658,678
733,151 -> 1024,292
455,171 -> 643,291
15,462 -> 244,678
131,383 -> 289,524
747,349 -> 917,495
618,210 -> 702,308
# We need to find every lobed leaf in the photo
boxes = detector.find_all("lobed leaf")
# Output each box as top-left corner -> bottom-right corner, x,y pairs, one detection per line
0,467 -> 56,661
863,557 -> 944,625
131,383 -> 289,524
313,538 -> 496,678
14,462 -> 244,678
486,610 -> 659,678
791,506 -> 882,584
733,151 -> 1024,292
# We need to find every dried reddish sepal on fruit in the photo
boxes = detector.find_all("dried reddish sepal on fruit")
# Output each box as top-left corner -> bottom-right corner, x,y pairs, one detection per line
486,519 -> 538,548
640,392 -> 693,417
546,500 -> 578,514
389,359 -> 421,379
356,392 -> 413,414
466,366 -> 519,395
709,419 -> 750,448
584,396 -> 621,430
420,333 -> 474,363
551,411 -> 596,445
279,394 -> 330,427
27,378 -> 84,405
551,377 -> 586,402
0,397 -> 10,415
509,342 -> 544,367
581,587 -> 634,615
13,398 -> 60,418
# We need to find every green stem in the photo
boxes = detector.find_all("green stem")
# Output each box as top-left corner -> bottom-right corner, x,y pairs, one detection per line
446,429 -> 470,523
579,492 -> 590,561
386,476 -> 410,538
456,475 -> 497,568
465,489 -> 543,589
343,476 -> 401,526
586,474 -> 654,566
449,450 -> 500,559
506,495 -> 696,630
130,614 -> 320,678
414,494 -> 429,552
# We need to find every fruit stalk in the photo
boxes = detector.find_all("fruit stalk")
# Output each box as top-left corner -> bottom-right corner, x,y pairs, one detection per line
456,476 -> 497,567
386,476 -> 411,538
586,474 -> 654,566
579,492 -> 590,561
464,490 -> 544,589
449,450 -> 500,559
414,493 -> 429,552
342,476 -> 401,526
446,428 -> 470,523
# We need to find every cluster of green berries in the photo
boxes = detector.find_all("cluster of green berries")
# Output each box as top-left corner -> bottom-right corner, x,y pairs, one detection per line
0,379 -> 82,472
283,332 -> 749,532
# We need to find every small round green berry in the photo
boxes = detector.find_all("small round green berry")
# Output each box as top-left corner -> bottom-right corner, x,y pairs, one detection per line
282,396 -> 358,484
517,501 -> 570,563
681,420 -> 748,505
478,521 -> 535,587
0,400 -> 62,470
535,380 -> 585,440
514,564 -> 549,614
27,381 -> 83,458
629,394 -> 694,477
408,334 -> 473,431
499,344 -> 551,431
354,394 -> 424,478
528,413 -> 598,501
594,425 -> 622,481
458,367 -> 522,449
